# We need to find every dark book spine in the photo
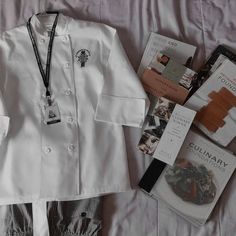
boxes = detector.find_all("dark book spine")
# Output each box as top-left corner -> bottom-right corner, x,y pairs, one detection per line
138,159 -> 166,193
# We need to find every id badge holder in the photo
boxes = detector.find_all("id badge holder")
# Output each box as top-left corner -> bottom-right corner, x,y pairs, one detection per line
44,102 -> 61,125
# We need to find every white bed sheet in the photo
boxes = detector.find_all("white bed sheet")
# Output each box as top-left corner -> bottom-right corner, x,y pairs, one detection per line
0,1 -> 236,235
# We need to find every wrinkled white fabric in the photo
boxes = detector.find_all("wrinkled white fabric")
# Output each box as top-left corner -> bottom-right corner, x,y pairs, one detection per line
0,1 -> 236,236
33,201 -> 49,236
0,13 -> 148,204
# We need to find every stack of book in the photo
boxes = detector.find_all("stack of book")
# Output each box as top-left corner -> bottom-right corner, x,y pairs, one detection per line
137,33 -> 236,226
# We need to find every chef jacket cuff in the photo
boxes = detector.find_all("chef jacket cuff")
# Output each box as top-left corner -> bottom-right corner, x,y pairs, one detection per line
0,116 -> 9,143
95,94 -> 149,127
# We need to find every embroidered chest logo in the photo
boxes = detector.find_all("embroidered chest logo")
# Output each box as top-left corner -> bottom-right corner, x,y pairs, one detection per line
75,49 -> 91,67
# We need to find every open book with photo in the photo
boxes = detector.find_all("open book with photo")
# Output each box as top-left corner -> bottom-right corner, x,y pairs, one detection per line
149,52 -> 196,89
138,95 -> 196,165
139,130 -> 236,226
141,52 -> 197,104
137,32 -> 196,77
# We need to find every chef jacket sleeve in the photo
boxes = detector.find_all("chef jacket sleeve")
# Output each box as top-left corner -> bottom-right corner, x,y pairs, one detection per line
0,37 -> 10,143
95,30 -> 149,128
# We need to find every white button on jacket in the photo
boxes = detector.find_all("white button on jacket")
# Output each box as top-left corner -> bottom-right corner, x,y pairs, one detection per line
0,13 -> 149,204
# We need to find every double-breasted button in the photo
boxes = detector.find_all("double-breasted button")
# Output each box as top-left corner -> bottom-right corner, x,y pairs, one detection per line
44,146 -> 52,154
64,89 -> 72,96
68,144 -> 75,152
67,117 -> 74,123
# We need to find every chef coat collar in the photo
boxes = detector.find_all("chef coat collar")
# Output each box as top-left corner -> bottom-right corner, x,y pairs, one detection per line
30,12 -> 68,36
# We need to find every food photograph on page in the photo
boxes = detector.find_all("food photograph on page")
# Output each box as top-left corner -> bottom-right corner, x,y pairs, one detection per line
165,158 -> 217,205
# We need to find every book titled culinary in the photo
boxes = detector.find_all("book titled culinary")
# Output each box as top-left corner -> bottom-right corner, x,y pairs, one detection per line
185,59 -> 236,147
137,32 -> 196,77
138,95 -> 196,165
141,52 -> 197,104
139,130 -> 236,226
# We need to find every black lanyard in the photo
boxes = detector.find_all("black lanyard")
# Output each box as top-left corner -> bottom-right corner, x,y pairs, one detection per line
27,12 -> 59,105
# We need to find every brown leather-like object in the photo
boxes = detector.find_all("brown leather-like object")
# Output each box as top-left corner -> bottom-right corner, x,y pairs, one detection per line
196,87 -> 236,132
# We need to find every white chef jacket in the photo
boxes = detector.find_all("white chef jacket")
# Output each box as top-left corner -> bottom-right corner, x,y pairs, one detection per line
0,13 -> 149,205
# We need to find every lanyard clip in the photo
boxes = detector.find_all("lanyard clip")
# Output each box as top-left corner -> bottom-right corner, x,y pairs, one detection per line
46,89 -> 52,106
47,96 -> 52,106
